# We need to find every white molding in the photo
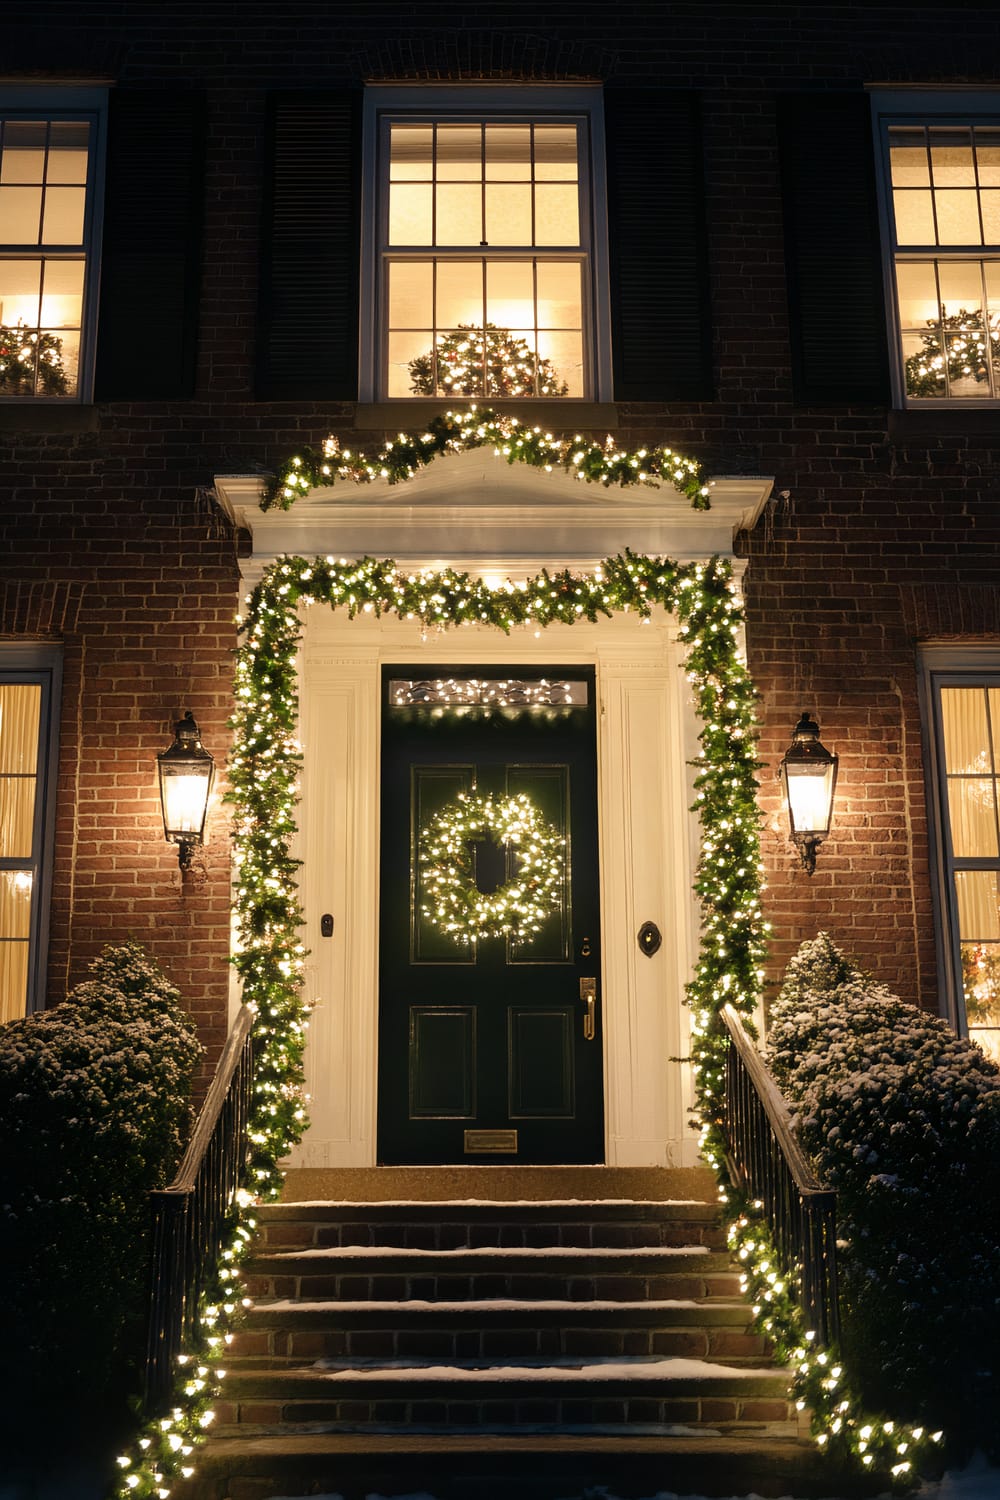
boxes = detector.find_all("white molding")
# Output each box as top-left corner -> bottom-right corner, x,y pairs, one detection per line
216,455 -> 772,587
288,606 -> 703,1169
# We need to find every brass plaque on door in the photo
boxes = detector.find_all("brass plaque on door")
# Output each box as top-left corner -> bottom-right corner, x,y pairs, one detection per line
464,1128 -> 518,1154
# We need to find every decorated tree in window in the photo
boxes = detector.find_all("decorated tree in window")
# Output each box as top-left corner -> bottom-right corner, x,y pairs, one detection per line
408,323 -> 568,398
904,307 -> 1000,397
0,324 -> 69,396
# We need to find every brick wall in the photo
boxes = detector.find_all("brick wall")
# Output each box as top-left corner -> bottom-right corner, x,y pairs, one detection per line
3,0 -> 1000,1048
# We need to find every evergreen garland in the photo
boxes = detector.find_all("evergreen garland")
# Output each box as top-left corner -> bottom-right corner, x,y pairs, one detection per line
265,405 -> 711,511
0,323 -> 69,396
407,323 -> 569,398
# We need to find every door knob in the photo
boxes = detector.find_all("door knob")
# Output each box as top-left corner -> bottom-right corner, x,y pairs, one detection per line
579,976 -> 596,1041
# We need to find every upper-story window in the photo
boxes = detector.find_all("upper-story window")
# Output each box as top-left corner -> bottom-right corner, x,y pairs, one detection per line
361,86 -> 611,402
0,90 -> 105,402
875,93 -> 1000,404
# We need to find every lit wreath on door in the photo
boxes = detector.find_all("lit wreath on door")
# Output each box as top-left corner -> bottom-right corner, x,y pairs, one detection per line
419,790 -> 565,947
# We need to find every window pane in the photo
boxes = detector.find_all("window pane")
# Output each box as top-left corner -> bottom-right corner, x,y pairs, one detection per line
895,260 -> 939,326
40,258 -> 84,326
934,188 -> 981,245
0,257 -> 42,325
0,940 -> 30,1026
974,128 -> 1000,186
436,260 -> 484,326
956,870 -> 1000,940
890,128 -> 930,187
902,327 -> 945,397
0,120 -> 46,183
389,328 -> 435,397
436,125 -> 481,181
486,259 -> 534,328
485,125 -> 531,180
0,779 -> 36,859
941,687 -> 991,772
946,329 -> 991,396
390,125 -> 433,180
47,121 -> 90,183
0,870 -> 32,939
0,185 -> 43,244
486,327 -> 536,397
485,183 -> 531,245
535,183 -> 579,245
980,191 -> 1000,242
538,328 -> 583,396
388,183 -> 432,245
38,327 -> 79,393
947,780 -> 999,857
436,327 -> 486,396
929,128 -> 975,187
937,259 -> 986,315
42,185 -> 86,244
991,689 -> 1000,760
387,260 -> 434,328
0,684 -> 41,772
436,184 -> 481,245
534,126 -> 578,181
536,260 -> 582,327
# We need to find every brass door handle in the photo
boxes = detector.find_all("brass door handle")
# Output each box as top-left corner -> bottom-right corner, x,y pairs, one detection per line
579,976 -> 596,1041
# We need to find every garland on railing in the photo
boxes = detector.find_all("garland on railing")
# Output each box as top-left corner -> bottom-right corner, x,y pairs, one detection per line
263,405 -> 711,511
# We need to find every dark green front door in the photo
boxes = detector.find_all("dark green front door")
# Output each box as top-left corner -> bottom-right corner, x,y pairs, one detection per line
377,666 -> 604,1164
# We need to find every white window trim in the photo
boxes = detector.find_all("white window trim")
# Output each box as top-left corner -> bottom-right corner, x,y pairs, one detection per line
0,644 -> 61,1016
870,88 -> 1000,410
918,643 -> 1000,1038
359,83 -> 613,404
0,85 -> 107,404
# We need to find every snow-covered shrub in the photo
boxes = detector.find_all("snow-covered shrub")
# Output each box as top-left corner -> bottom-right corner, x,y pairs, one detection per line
0,942 -> 202,1445
767,934 -> 1000,1450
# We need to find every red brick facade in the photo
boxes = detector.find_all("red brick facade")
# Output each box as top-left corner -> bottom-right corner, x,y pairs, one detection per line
3,0 -> 999,1062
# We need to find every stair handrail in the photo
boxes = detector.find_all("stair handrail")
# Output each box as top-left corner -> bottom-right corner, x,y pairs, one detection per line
720,1002 -> 840,1347
144,1003 -> 258,1412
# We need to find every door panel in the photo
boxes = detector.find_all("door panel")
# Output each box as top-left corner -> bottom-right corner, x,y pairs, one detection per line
378,665 -> 603,1164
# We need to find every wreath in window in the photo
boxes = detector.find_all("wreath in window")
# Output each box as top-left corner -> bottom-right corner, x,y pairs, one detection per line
419,789 -> 565,947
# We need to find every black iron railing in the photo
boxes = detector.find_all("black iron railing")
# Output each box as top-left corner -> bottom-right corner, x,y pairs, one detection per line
144,1004 -> 258,1412
720,1002 -> 840,1347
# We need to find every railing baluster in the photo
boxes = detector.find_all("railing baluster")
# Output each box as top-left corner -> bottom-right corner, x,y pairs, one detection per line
143,1005 -> 258,1414
719,1003 -> 840,1350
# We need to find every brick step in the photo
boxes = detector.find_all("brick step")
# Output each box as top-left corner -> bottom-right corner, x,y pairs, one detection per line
256,1199 -> 727,1251
173,1432 -> 874,1500
243,1245 -> 739,1301
217,1359 -> 793,1434
232,1299 -> 767,1363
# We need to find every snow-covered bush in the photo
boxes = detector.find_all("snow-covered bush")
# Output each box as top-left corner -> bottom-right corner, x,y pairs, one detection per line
0,942 -> 202,1446
767,934 -> 1000,1450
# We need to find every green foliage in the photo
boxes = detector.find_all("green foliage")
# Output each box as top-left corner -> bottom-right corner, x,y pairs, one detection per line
0,322 -> 69,395
767,933 -> 1000,1451
407,323 -> 569,398
264,404 -> 711,511
904,308 -> 1000,398
0,943 -> 202,1445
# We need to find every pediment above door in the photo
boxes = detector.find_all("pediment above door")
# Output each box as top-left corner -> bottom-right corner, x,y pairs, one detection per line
215,447 -> 772,582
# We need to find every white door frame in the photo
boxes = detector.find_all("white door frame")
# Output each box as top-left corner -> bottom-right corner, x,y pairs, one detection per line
292,604 -> 702,1168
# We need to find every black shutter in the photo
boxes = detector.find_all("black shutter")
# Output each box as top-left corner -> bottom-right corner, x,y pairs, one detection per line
257,91 -> 361,401
604,88 -> 712,402
778,93 -> 889,404
95,91 -> 205,400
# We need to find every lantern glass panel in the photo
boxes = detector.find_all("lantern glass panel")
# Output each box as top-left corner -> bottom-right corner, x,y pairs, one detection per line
785,761 -> 836,837
160,764 -> 212,840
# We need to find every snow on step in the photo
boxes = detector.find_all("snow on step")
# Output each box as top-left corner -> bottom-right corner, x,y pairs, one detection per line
266,1244 -> 711,1260
298,1358 -> 781,1382
263,1298 -> 712,1314
270,1198 -> 713,1208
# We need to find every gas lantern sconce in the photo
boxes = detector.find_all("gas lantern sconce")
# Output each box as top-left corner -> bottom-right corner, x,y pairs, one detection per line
157,712 -> 215,871
779,712 -> 839,874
